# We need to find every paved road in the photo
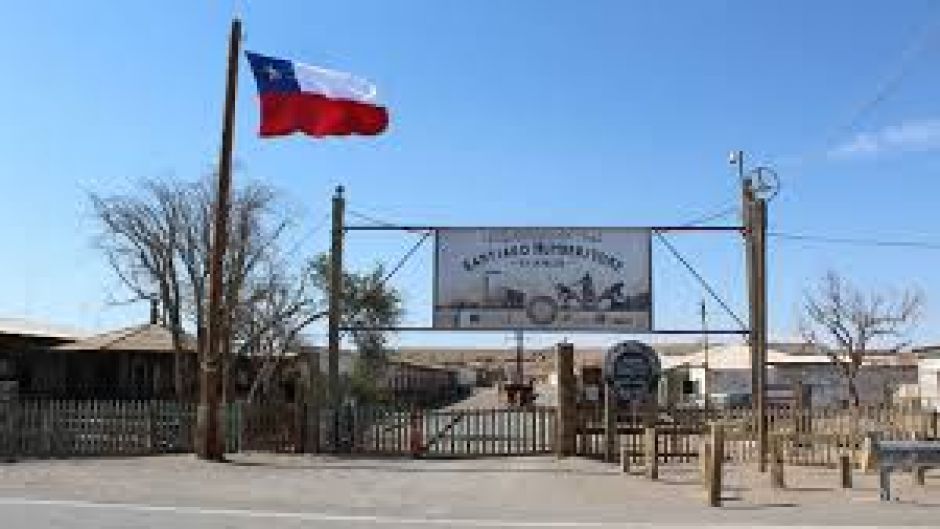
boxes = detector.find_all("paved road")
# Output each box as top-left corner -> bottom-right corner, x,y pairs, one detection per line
1,455 -> 939,527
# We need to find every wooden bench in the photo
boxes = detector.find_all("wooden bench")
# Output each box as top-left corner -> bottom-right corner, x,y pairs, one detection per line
875,439 -> 940,501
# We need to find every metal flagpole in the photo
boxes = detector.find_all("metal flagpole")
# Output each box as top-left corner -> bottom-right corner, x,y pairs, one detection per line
198,17 -> 241,461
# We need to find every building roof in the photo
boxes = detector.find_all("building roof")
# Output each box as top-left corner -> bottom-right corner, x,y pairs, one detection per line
662,344 -> 918,370
54,323 -> 195,353
0,317 -> 85,341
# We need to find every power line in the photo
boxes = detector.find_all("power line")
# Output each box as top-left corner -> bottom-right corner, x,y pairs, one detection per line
282,211 -> 332,260
776,4 -> 940,169
769,231 -> 940,250
347,208 -> 398,228
680,204 -> 739,227
653,231 -> 748,331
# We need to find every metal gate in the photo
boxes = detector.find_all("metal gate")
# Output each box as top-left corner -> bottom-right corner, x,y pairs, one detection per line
323,406 -> 556,457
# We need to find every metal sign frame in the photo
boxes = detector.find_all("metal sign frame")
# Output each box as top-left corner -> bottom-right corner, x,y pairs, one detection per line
342,223 -> 747,336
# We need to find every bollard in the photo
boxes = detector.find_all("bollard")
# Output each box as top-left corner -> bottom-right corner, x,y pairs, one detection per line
699,440 -> 711,481
645,426 -> 658,480
620,444 -> 631,474
770,437 -> 785,489
860,432 -> 879,474
879,468 -> 892,502
707,423 -> 724,507
840,454 -> 853,488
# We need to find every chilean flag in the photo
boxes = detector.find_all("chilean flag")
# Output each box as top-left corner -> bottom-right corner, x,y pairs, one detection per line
245,51 -> 389,138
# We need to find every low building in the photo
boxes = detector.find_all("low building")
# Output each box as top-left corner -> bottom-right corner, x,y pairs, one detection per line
47,322 -> 198,400
662,344 -> 919,407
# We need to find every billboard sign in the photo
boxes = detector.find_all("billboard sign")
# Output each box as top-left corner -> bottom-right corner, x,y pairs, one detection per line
433,228 -> 652,331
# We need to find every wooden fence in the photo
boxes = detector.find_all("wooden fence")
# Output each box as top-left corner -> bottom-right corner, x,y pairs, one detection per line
575,403 -> 940,466
2,399 -> 936,465
1,400 -> 195,458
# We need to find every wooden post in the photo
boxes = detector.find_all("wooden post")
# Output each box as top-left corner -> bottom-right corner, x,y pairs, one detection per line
770,436 -> 785,489
620,444 -> 631,473
198,17 -> 241,462
604,381 -> 617,463
879,468 -> 892,502
556,342 -> 576,457
753,196 -> 768,473
743,175 -> 759,468
327,185 -> 345,451
708,423 -> 724,507
840,454 -> 853,488
306,349 -> 321,454
645,426 -> 658,480
861,432 -> 879,473
913,466 -> 926,487
793,381 -> 805,434
699,439 -> 711,482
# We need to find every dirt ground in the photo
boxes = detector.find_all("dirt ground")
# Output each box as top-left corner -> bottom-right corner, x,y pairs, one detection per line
0,454 -> 938,527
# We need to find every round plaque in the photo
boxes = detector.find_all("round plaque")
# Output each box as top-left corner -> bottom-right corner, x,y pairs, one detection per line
604,340 -> 661,402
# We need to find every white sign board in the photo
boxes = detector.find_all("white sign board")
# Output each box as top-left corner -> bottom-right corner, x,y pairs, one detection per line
433,228 -> 652,331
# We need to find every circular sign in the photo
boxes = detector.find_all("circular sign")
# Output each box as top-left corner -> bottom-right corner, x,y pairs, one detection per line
604,340 -> 661,402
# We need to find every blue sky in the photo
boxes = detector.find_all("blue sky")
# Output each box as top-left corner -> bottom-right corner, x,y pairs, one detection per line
2,1 -> 939,349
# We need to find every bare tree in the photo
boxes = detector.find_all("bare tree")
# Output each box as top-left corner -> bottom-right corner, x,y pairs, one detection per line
90,175 -> 403,403
90,176 -> 309,398
800,270 -> 924,407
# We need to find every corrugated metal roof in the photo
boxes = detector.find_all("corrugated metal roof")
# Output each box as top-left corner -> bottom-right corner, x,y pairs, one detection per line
54,323 -> 195,353
663,344 -> 917,370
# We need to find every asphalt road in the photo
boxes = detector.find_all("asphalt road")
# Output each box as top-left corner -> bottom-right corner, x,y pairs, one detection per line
1,454 -> 939,528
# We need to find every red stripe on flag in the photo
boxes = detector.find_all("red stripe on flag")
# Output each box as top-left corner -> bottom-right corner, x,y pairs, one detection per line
258,92 -> 389,137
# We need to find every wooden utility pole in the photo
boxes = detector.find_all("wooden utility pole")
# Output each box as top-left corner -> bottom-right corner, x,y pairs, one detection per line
197,17 -> 241,461
753,193 -> 768,472
737,150 -> 768,473
327,185 -> 345,450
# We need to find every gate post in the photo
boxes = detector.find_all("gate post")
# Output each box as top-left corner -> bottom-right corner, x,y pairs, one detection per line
707,423 -> 724,507
840,454 -> 853,488
604,381 -> 618,463
556,342 -> 576,457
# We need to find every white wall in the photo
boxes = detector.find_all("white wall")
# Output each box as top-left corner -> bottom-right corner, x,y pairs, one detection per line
918,359 -> 940,410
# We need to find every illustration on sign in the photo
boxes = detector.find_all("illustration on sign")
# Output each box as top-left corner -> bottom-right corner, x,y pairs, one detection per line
604,341 -> 661,402
434,228 -> 652,330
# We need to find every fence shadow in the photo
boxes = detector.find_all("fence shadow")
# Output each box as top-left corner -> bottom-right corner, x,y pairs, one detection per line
225,458 -> 614,475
